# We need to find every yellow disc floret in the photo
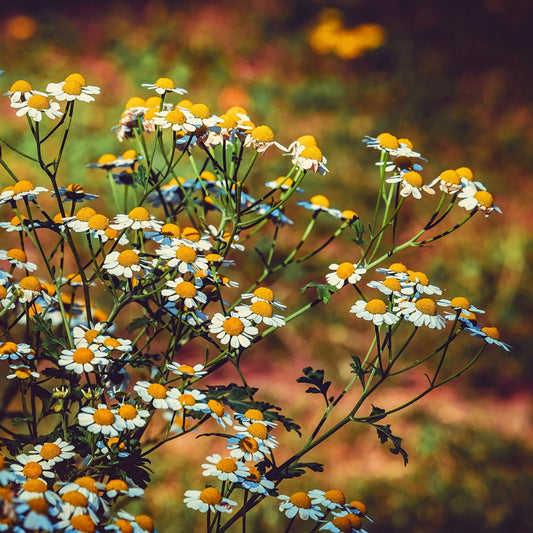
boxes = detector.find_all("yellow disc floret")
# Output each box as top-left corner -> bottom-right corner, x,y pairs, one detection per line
200,487 -> 222,505
223,317 -> 245,336
64,73 -> 87,86
289,492 -> 312,509
300,146 -> 323,160
365,299 -> 387,314
336,262 -> 355,279
27,94 -> 50,110
415,298 -> 437,316
310,194 -> 330,208
147,383 -> 167,399
117,250 -> 140,267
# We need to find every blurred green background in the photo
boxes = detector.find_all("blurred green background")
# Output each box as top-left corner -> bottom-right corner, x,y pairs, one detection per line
1,0 -> 531,531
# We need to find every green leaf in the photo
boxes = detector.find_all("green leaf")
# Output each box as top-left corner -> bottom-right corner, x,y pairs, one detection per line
373,422 -> 409,466
350,355 -> 366,386
297,366 -> 331,401
302,282 -> 338,304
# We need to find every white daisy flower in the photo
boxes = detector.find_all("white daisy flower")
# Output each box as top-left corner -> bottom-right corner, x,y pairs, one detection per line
6,363 -> 40,381
17,478 -> 62,505
297,194 -> 340,216
0,248 -> 37,271
142,77 -> 187,95
161,277 -> 207,308
350,299 -> 399,326
134,381 -> 182,410
72,322 -> 109,348
184,487 -> 237,514
209,313 -> 258,349
153,106 -> 202,133
405,270 -> 442,295
55,514 -> 100,533
201,454 -> 250,482
1,179 -> 48,203
234,301 -> 285,327
11,93 -> 62,121
320,513 -> 367,532
386,170 -> 435,199
29,439 -> 75,467
233,421 -> 278,449
46,72 -> 100,103
394,298 -> 446,329
4,79 -> 39,103
278,491 -> 324,520
115,403 -> 150,430
457,180 -> 501,216
309,488 -> 346,510
243,125 -> 286,153
363,132 -> 420,158
0,341 -> 35,361
174,388 -> 208,412
176,226 -> 213,251
58,345 -> 109,374
437,296 -> 484,321
234,408 -> 277,428
241,286 -> 286,309
226,434 -> 270,462
367,277 -> 414,297
465,325 -> 511,351
292,145 -> 329,174
184,102 -> 223,128
167,362 -> 207,378
326,262 -> 366,289
62,206 -> 98,233
156,243 -> 209,274
10,453 -> 55,481
110,207 -> 163,232
206,399 -> 233,429
264,175 -> 304,192
15,499 -> 55,532
16,276 -> 44,303
104,478 -> 144,499
240,465 -> 275,495
429,168 -> 463,194
78,405 -> 125,437
288,134 -> 318,156
102,249 -> 144,279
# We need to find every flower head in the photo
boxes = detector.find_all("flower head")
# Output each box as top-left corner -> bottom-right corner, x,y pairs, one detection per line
350,299 -> 399,326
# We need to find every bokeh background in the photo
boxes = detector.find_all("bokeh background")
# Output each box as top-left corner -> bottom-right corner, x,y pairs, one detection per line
1,0 -> 532,531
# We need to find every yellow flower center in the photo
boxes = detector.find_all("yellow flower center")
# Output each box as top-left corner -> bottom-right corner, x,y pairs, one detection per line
62,491 -> 89,507
218,113 -> 237,128
481,326 -> 500,339
289,492 -> 311,509
63,81 -> 83,95
104,228 -> 120,239
247,422 -> 268,440
173,281 -> 196,299
348,500 -> 367,515
251,125 -> 275,143
128,206 -> 150,222
135,515 -> 154,533
15,367 -> 33,379
300,146 -> 323,160
106,479 -> 129,492
23,479 -> 47,493
250,300 -> 273,317
223,317 -> 245,336
0,342 -> 18,355
415,298 -> 437,315
70,514 -> 95,533
253,287 -> 274,302
200,487 -> 222,505
165,109 -> 187,125
296,134 -> 317,147
40,442 -> 61,460
216,458 -> 237,473
474,191 -> 494,208
239,436 -> 259,453
439,169 -> 461,184
190,103 -> 211,118
93,408 -> 115,426
19,276 -> 41,292
388,262 -> 407,273
27,497 -> 48,514
331,516 -> 352,532
227,105 -> 248,117
117,250 -> 140,267
208,399 -> 225,417
456,166 -> 473,180
398,137 -> 414,149
13,180 -> 35,194
147,383 -> 167,399
161,223 -> 181,238
64,73 -> 87,86
155,77 -> 175,89
10,80 -> 32,93
346,513 -> 363,529
246,465 -> 261,482
325,488 -> 346,504
310,194 -> 330,208
383,278 -> 402,291
88,214 -> 109,231
107,437 -> 126,452
114,519 -> 134,533
22,461 -> 43,479
402,171 -> 423,188
72,347 -> 95,364
27,94 -> 50,111
206,253 -> 222,262
76,207 -> 97,222
376,132 -> 399,150
7,248 -> 27,263
175,364 -> 194,374
365,299 -> 387,314
104,338 -> 121,349
175,245 -> 197,263
180,393 -> 196,407
408,271 -> 429,286
125,96 -> 146,109
244,408 -> 264,421
181,226 -> 201,240
0,286 -> 6,300
450,296 -> 470,309
341,209 -> 358,219
75,477 -> 99,493
118,404 -> 138,420
336,262 -> 355,279
98,153 -> 116,165
145,97 -> 161,108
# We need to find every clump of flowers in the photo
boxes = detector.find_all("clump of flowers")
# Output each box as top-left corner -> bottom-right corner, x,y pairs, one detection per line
0,72 -> 509,532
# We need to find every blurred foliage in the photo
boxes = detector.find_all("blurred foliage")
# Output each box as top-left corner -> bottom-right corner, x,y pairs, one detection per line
0,0 -> 531,531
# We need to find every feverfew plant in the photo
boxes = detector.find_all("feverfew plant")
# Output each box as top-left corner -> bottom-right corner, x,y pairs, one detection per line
0,73 -> 509,533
